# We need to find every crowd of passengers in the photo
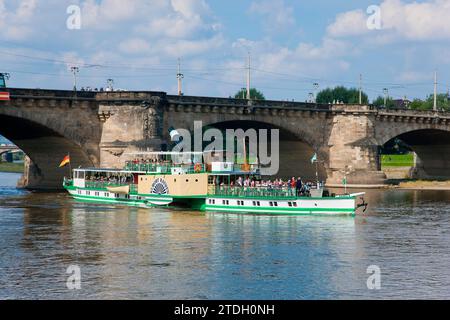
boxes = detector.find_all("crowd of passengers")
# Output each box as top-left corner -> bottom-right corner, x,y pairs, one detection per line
85,174 -> 133,185
216,176 -> 317,197
127,159 -> 167,165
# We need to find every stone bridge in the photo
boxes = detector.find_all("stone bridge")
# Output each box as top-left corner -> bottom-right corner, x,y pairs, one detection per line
0,88 -> 449,189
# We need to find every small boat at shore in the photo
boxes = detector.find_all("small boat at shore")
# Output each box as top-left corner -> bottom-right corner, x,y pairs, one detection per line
63,152 -> 367,216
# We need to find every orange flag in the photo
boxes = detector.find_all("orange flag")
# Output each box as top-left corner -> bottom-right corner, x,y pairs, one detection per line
59,155 -> 70,168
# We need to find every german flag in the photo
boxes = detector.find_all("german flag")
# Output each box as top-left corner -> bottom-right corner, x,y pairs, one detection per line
59,155 -> 70,168
0,92 -> 10,101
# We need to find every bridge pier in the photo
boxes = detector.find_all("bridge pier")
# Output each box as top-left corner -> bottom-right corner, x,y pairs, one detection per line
98,93 -> 165,168
326,107 -> 386,185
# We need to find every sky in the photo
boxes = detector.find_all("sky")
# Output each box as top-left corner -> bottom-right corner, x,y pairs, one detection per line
1,0 -> 450,102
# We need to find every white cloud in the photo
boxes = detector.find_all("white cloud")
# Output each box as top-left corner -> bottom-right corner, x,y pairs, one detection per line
226,37 -> 353,89
396,70 -> 432,82
119,38 -> 151,55
0,0 -> 38,40
249,0 -> 296,34
327,9 -> 369,37
327,0 -> 450,41
159,34 -> 225,57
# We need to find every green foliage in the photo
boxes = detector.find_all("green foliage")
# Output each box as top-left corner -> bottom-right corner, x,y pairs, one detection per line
316,86 -> 369,104
234,88 -> 265,100
0,162 -> 24,173
409,99 -> 428,110
372,96 -> 396,109
381,154 -> 414,167
409,94 -> 450,111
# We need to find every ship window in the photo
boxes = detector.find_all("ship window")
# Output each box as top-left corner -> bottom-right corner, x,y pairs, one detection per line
293,202 -> 298,207
288,202 -> 292,207
223,200 -> 226,205
257,201 -> 260,206
195,179 -> 198,182
252,201 -> 256,206
226,200 -> 229,205
274,202 -> 278,207
269,201 -> 273,206
186,179 -> 189,182
87,191 -> 90,195
174,179 -> 176,182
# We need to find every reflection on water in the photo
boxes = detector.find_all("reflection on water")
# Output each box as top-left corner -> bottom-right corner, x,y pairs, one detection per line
0,172 -> 450,299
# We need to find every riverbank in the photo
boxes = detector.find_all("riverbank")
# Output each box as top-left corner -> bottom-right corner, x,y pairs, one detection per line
0,162 -> 24,173
327,180 -> 450,191
396,180 -> 450,190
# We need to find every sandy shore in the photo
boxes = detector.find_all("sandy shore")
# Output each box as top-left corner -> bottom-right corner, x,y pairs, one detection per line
396,180 -> 450,191
326,181 -> 450,191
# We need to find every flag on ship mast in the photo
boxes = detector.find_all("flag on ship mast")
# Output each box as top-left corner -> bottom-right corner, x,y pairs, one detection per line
59,155 -> 70,168
311,153 -> 317,164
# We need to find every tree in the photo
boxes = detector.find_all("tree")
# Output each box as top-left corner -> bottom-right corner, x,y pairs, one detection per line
372,96 -> 396,109
316,86 -> 369,104
234,88 -> 265,100
409,94 -> 450,111
409,98 -> 427,111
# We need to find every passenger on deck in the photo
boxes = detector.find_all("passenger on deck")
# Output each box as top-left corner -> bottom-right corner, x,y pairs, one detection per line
237,176 -> 243,187
296,177 -> 303,196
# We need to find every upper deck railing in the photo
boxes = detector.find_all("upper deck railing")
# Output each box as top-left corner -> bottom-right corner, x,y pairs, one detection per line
124,161 -> 207,174
208,185 -> 321,199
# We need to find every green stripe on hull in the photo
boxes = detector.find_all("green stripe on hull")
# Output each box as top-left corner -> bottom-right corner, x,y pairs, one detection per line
205,205 -> 354,215
70,194 -> 171,207
72,195 -> 146,207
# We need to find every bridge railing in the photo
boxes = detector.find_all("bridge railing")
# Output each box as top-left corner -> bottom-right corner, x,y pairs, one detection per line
6,88 -> 96,99
167,94 -> 332,110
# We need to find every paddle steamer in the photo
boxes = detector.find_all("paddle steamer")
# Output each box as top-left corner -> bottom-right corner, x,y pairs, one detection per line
63,151 -> 367,216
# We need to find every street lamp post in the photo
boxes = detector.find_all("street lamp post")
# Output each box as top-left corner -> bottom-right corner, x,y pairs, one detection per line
313,82 -> 319,103
383,88 -> 388,109
70,67 -> 80,96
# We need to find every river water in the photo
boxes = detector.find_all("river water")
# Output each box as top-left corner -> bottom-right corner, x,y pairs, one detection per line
0,172 -> 449,299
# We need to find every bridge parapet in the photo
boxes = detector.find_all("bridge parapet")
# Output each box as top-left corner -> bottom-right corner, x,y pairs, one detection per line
375,109 -> 450,125
96,91 -> 166,103
6,88 -> 96,100
167,94 -> 332,111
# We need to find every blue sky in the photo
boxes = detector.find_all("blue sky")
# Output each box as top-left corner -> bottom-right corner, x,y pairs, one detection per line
1,0 -> 449,102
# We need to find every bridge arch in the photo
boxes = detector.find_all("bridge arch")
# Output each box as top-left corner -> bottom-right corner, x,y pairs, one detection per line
164,117 -> 328,181
0,114 -> 96,189
378,128 -> 450,179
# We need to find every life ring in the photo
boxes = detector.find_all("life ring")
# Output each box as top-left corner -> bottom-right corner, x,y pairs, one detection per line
194,163 -> 202,173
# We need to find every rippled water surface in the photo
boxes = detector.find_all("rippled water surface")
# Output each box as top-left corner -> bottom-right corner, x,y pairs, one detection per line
0,172 -> 449,299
